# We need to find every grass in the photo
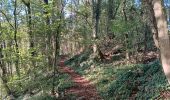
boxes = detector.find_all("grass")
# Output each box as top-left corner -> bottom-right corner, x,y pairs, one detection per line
65,51 -> 169,99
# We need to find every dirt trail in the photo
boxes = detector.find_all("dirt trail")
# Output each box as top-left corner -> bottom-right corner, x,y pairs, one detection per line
59,58 -> 101,100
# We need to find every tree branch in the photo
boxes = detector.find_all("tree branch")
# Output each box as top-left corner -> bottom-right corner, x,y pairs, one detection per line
21,0 -> 30,7
0,10 -> 14,29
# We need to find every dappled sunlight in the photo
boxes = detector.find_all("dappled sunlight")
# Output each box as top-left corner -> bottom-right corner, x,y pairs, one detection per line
65,51 -> 169,99
60,57 -> 101,99
1,0 -> 170,99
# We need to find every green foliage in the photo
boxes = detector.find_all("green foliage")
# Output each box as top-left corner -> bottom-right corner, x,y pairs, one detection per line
65,51 -> 168,99
7,71 -> 74,99
112,20 -> 138,33
108,60 -> 167,99
64,50 -> 92,75
0,0 -> 169,99
65,50 -> 91,66
28,94 -> 56,100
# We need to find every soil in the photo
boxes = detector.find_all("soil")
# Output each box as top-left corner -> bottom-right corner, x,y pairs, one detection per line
59,57 -> 101,100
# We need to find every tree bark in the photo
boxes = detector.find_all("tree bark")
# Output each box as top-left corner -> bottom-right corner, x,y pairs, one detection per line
144,0 -> 170,84
142,0 -> 159,48
122,0 -> 130,61
153,0 -> 170,84
14,0 -> 20,77
92,0 -> 101,57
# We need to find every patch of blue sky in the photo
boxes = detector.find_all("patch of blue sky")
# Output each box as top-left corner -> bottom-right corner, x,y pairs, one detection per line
134,0 -> 141,7
164,0 -> 170,8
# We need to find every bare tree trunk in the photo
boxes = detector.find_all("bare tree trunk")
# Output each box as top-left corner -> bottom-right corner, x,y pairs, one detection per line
92,0 -> 101,57
152,0 -> 170,84
28,3 -> 35,59
14,0 -> 20,77
122,0 -> 130,61
142,0 -> 160,48
107,0 -> 114,38
144,0 -> 170,84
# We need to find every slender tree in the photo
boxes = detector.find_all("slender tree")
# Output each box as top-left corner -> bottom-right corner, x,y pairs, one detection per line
21,0 -> 35,57
91,0 -> 101,57
14,0 -> 20,77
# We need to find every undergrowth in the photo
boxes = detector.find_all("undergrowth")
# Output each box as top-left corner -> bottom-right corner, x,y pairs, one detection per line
7,69 -> 74,100
65,51 -> 169,99
108,60 -> 168,99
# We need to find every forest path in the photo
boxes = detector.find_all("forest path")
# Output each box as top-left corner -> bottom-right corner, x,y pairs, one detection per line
59,57 -> 101,100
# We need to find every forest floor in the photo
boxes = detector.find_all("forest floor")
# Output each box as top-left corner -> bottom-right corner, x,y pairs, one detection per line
62,50 -> 170,99
59,57 -> 101,100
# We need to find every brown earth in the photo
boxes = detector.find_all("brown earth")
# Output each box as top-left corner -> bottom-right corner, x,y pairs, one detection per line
59,57 -> 101,100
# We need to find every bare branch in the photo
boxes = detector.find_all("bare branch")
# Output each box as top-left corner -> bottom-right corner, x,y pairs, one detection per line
0,10 -> 14,29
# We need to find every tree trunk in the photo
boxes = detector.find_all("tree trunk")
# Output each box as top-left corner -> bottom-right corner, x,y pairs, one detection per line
145,0 -> 170,84
122,0 -> 130,61
22,0 -> 36,69
0,42 -> 13,98
51,0 -> 63,95
14,0 -> 20,77
152,0 -> 170,84
107,0 -> 114,38
92,0 -> 101,58
142,0 -> 160,48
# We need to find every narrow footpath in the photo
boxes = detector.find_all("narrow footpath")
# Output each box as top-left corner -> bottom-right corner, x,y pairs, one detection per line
59,57 -> 101,100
